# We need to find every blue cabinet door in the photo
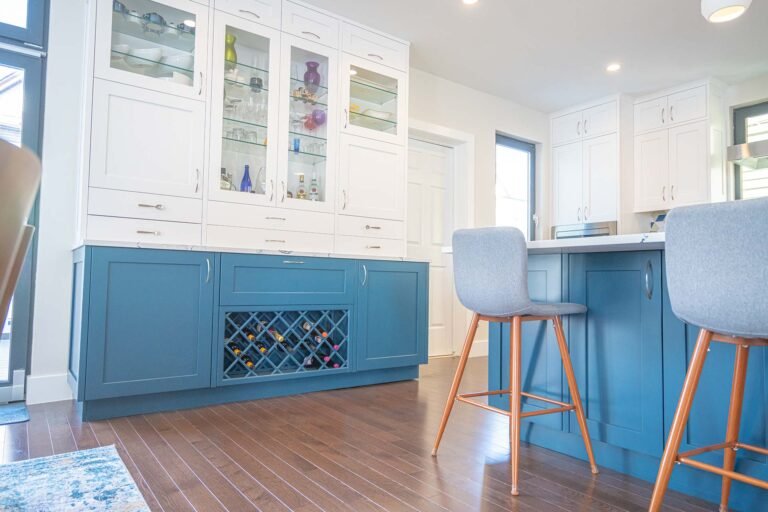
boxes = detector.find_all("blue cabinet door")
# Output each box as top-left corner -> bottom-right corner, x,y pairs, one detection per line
85,248 -> 215,399
490,254 -> 566,431
662,260 -> 768,510
568,251 -> 664,456
356,260 -> 428,371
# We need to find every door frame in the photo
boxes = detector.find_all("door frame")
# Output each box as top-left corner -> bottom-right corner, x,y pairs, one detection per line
408,119 -> 476,357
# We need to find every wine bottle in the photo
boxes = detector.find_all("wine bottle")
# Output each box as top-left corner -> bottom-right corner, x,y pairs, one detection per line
227,340 -> 243,356
240,164 -> 252,192
296,174 -> 307,199
241,355 -> 255,369
308,172 -> 319,201
302,321 -> 328,339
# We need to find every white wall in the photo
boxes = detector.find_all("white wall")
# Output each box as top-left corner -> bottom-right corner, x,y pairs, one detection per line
26,0 -> 88,404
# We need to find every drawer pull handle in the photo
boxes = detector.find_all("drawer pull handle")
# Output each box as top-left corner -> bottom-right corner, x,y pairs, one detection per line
239,9 -> 261,19
344,108 -> 348,129
283,260 -> 305,265
342,190 -> 348,210
671,185 -> 676,201
136,230 -> 160,236
195,168 -> 200,193
366,245 -> 382,249
205,258 -> 211,284
266,216 -> 286,221
645,260 -> 654,300
362,264 -> 368,286
670,105 -> 675,122
301,31 -> 321,39
365,225 -> 381,230
281,181 -> 286,203
198,72 -> 203,96
269,179 -> 274,202
368,53 -> 384,61
265,239 -> 286,243
138,203 -> 165,210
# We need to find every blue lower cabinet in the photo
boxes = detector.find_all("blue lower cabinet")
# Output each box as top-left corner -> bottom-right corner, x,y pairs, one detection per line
356,260 -> 428,371
662,263 -> 768,510
83,248 -> 215,400
568,251 -> 664,457
490,254 -> 566,431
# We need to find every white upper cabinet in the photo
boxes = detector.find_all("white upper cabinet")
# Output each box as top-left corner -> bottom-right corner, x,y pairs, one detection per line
90,79 -> 205,198
96,0 -> 209,100
341,22 -> 409,71
214,0 -> 281,29
282,0 -> 340,48
551,111 -> 583,147
207,12 -> 281,207
276,34 -> 339,213
341,53 -> 408,145
634,96 -> 667,134
338,134 -> 405,220
668,120 -> 709,207
667,86 -> 707,126
582,102 -> 617,139
552,142 -> 583,226
634,130 -> 669,212
582,134 -> 617,223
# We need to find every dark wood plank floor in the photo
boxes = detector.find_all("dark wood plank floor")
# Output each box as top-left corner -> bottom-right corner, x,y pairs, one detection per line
5,357 -> 716,512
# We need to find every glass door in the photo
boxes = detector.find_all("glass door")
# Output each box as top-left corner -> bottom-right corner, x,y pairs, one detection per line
94,0 -> 208,99
208,13 -> 280,206
277,35 -> 338,213
341,54 -> 407,145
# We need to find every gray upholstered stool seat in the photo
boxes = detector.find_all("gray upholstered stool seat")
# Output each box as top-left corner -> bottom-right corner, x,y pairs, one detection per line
432,226 -> 597,497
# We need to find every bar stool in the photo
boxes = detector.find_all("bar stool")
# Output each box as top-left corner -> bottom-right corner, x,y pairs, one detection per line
432,227 -> 598,496
649,198 -> 768,512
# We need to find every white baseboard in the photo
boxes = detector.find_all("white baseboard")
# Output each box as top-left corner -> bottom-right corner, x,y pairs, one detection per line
26,373 -> 73,405
469,338 -> 488,358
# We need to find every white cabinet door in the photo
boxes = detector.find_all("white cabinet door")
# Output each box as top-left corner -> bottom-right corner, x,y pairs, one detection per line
552,142 -> 583,226
214,0 -> 281,29
341,53 -> 408,146
341,22 -> 409,71
94,0 -> 209,100
208,13 -> 281,207
338,134 -> 405,220
90,80 -> 205,198
582,102 -> 617,139
552,111 -> 583,146
635,96 -> 668,134
582,134 -> 617,223
668,86 -> 707,126
281,0 -> 340,48
669,121 -> 709,208
633,130 -> 669,212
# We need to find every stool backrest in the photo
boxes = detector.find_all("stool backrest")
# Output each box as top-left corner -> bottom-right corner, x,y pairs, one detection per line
665,198 -> 768,339
0,140 -> 41,330
452,227 -> 530,316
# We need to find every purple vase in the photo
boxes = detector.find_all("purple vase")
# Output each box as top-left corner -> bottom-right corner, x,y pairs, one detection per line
311,109 -> 327,126
304,61 -> 321,94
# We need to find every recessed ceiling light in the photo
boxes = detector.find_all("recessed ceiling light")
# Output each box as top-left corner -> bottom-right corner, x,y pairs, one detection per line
606,63 -> 622,73
462,0 -> 478,5
183,19 -> 196,28
701,0 -> 752,22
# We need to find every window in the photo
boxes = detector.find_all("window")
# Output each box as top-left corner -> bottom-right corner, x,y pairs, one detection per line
495,134 -> 536,240
734,101 -> 768,200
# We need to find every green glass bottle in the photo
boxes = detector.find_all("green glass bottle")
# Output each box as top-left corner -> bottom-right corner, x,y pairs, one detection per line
224,34 -> 238,72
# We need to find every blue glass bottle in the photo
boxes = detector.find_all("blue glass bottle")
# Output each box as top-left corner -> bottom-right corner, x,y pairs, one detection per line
240,164 -> 252,192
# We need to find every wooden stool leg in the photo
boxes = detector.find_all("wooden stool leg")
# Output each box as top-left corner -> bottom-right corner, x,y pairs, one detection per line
720,344 -> 750,512
649,329 -> 713,512
553,316 -> 598,475
510,316 -> 523,496
432,313 -> 480,456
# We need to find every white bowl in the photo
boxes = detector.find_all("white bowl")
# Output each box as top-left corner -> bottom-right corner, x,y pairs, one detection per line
162,53 -> 193,70
126,48 -> 162,67
112,43 -> 130,55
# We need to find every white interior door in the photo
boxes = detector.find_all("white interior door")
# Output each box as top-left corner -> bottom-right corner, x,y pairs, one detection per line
407,139 -> 454,357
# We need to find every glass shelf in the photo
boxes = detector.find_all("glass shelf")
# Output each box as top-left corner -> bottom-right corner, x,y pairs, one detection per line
110,49 -> 193,76
288,149 -> 326,165
288,130 -> 327,142
224,117 -> 267,130
290,96 -> 328,108
289,76 -> 328,93
112,11 -> 195,53
224,77 -> 269,92
349,111 -> 397,131
223,136 -> 267,149
350,79 -> 397,105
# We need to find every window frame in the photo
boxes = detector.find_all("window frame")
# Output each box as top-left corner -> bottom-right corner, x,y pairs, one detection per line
495,133 -> 537,240
733,100 -> 768,200
0,0 -> 47,49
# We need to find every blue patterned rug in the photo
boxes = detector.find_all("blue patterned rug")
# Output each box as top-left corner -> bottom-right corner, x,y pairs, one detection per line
0,445 -> 150,511
0,403 -> 28,425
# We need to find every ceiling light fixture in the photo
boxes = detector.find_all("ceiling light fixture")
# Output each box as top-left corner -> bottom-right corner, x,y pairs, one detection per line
462,0 -> 478,5
701,0 -> 751,22
606,63 -> 622,73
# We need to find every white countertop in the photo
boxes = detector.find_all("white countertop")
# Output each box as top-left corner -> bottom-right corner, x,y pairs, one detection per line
442,232 -> 665,255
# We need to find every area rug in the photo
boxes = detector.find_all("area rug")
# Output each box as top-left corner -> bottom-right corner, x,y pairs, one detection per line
0,402 -> 28,425
0,445 -> 150,511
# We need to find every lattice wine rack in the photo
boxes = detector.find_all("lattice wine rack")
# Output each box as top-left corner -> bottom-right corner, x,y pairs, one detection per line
222,309 -> 349,380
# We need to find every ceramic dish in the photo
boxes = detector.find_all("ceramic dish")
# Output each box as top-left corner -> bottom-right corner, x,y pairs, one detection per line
162,53 -> 193,70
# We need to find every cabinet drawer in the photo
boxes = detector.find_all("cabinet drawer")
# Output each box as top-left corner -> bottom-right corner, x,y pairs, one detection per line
335,235 -> 403,258
88,188 -> 202,223
336,216 -> 403,240
86,216 -> 201,246
282,1 -> 339,48
206,225 -> 333,254
215,0 -> 281,28
219,253 -> 355,305
341,23 -> 408,71
207,201 -> 333,234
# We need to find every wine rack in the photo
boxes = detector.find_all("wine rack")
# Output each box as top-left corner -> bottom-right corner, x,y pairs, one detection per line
222,309 -> 349,381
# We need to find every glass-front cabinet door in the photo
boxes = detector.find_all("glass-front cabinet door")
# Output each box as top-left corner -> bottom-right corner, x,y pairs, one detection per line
341,54 -> 407,145
277,35 -> 338,213
94,0 -> 209,99
208,13 -> 281,206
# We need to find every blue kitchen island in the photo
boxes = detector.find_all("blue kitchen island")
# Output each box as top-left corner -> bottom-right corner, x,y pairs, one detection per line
487,234 -> 767,511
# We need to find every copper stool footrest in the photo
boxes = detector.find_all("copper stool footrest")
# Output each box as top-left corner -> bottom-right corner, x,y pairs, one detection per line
456,390 -> 576,418
675,442 -> 768,491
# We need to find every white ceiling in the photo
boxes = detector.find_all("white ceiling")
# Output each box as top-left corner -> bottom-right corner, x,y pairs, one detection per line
304,0 -> 768,112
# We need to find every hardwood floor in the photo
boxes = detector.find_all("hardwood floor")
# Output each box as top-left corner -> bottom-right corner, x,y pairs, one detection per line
5,357 -> 715,511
